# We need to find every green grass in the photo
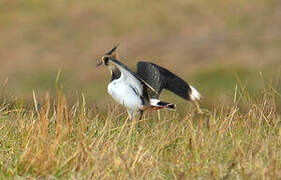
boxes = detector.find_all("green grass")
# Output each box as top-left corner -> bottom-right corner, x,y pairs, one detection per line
0,79 -> 280,179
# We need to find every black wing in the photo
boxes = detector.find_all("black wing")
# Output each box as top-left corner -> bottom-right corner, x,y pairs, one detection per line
136,62 -> 192,100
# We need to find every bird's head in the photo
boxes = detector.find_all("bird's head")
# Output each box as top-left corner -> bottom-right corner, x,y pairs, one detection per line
96,44 -> 119,67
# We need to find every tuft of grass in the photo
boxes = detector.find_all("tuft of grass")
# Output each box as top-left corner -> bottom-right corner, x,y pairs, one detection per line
0,79 -> 280,179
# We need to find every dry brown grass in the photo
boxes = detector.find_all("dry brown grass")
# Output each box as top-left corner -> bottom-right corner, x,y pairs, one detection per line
0,0 -> 281,104
0,82 -> 280,179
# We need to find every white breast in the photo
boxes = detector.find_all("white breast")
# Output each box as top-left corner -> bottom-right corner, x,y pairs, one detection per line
108,78 -> 143,111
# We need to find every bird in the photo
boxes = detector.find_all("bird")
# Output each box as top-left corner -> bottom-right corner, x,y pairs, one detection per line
96,45 -> 202,120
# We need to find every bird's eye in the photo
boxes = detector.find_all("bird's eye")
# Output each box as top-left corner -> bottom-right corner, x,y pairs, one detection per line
103,56 -> 109,65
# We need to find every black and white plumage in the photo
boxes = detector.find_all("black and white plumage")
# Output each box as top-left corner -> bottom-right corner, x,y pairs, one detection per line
97,46 -> 201,120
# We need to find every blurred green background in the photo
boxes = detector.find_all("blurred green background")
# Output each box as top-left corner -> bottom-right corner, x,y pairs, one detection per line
0,0 -> 280,110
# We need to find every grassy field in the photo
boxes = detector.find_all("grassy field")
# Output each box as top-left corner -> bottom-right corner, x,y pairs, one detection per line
0,0 -> 281,106
0,0 -> 281,179
0,78 -> 280,179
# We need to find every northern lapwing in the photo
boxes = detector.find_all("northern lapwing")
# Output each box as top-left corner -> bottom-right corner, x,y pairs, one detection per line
96,45 -> 202,120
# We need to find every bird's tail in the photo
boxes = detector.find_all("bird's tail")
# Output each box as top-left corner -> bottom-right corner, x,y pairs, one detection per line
149,99 -> 176,110
189,85 -> 201,101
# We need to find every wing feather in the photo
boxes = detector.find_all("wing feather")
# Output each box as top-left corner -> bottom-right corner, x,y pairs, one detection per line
136,62 -> 192,100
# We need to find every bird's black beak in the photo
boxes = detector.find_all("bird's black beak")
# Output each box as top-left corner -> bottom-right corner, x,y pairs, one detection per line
96,60 -> 103,67
105,44 -> 119,55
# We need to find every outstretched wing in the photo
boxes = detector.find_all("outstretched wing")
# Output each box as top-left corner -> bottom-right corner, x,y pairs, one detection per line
136,62 -> 193,100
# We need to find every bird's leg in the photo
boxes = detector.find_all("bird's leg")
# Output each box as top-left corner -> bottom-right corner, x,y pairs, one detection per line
135,110 -> 143,130
139,110 -> 144,120
127,109 -> 138,127
127,109 -> 134,120
193,100 -> 203,114
127,109 -> 135,137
